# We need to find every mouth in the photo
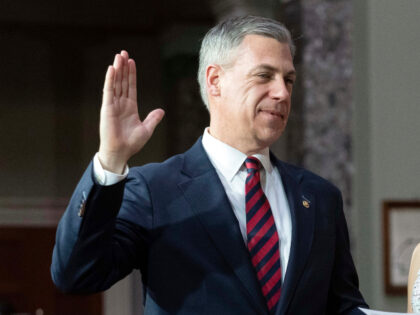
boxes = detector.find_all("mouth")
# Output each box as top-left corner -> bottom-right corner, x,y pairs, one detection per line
258,109 -> 284,120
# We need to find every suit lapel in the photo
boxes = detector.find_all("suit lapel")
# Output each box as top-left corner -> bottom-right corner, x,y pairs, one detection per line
178,139 -> 268,315
272,158 -> 316,315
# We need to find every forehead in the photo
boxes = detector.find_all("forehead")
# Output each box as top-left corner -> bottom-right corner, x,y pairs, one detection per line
231,34 -> 294,72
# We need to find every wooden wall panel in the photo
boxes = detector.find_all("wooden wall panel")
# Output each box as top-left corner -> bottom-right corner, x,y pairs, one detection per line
0,227 -> 102,314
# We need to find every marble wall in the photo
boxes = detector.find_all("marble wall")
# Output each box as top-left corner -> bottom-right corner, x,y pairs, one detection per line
301,0 -> 354,222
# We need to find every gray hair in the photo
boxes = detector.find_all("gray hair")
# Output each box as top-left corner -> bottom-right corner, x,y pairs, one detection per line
197,15 -> 295,109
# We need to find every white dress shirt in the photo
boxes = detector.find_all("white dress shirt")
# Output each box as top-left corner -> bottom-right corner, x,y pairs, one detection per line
201,128 -> 291,280
93,128 -> 292,279
93,153 -> 129,185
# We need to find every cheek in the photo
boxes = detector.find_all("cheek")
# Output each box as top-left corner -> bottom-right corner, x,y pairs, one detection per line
231,92 -> 257,120
286,102 -> 292,117
250,86 -> 271,108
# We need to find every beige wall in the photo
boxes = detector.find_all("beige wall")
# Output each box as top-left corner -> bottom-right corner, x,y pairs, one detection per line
353,0 -> 420,311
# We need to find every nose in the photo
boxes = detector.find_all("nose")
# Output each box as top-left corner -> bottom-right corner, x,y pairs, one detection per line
269,77 -> 291,100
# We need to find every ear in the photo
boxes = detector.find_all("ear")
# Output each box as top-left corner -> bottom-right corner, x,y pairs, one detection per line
206,64 -> 222,97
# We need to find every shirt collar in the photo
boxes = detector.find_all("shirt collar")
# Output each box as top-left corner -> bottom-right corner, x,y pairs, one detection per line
202,128 -> 273,181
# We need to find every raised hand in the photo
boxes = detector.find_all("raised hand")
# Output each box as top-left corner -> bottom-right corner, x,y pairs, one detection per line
98,51 -> 164,173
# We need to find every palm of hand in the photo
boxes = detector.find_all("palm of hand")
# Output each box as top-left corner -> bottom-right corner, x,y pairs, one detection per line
99,51 -> 164,172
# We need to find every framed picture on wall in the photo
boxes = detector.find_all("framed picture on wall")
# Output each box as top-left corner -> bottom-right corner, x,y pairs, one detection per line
383,200 -> 420,295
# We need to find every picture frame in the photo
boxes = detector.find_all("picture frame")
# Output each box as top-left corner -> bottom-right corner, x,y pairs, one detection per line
383,200 -> 420,295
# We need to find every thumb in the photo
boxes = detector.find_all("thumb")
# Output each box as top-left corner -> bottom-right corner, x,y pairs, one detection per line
143,109 -> 165,134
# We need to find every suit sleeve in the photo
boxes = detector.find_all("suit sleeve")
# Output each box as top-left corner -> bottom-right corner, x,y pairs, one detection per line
51,162 -> 153,294
327,191 -> 369,314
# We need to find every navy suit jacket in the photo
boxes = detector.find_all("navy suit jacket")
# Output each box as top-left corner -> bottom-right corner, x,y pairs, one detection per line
51,138 -> 368,314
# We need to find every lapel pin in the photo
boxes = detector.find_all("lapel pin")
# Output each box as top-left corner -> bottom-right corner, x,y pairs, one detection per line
301,195 -> 312,208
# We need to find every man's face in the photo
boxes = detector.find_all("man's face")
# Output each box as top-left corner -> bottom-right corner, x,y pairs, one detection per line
209,34 -> 296,154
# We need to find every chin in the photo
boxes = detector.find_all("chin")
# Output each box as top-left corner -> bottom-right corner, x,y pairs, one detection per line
265,126 -> 285,139
255,130 -> 284,148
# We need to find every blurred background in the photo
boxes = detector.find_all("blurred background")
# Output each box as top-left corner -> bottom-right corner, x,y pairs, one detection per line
0,0 -> 419,313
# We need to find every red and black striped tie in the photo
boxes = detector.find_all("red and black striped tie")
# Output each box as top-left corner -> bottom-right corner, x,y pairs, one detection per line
245,156 -> 282,313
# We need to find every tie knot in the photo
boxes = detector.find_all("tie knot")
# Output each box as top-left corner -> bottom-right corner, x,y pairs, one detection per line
245,156 -> 262,173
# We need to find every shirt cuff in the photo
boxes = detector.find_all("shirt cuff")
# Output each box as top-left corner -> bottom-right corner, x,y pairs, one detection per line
93,152 -> 129,186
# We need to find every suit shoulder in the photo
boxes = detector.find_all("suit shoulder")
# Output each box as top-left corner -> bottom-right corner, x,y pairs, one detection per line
280,161 -> 341,196
128,152 -> 185,180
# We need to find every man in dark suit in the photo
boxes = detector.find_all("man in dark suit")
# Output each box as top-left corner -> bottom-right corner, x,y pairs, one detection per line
51,16 -> 368,314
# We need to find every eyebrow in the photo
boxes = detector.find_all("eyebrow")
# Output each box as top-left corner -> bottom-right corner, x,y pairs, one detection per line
249,64 -> 296,77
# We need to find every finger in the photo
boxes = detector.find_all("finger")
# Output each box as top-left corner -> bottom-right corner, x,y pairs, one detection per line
121,50 -> 129,59
128,59 -> 137,102
142,108 -> 165,134
121,51 -> 129,97
102,66 -> 115,106
113,54 -> 122,97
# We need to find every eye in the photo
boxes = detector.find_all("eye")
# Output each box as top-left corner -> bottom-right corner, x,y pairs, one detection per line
285,77 -> 295,86
256,73 -> 272,80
